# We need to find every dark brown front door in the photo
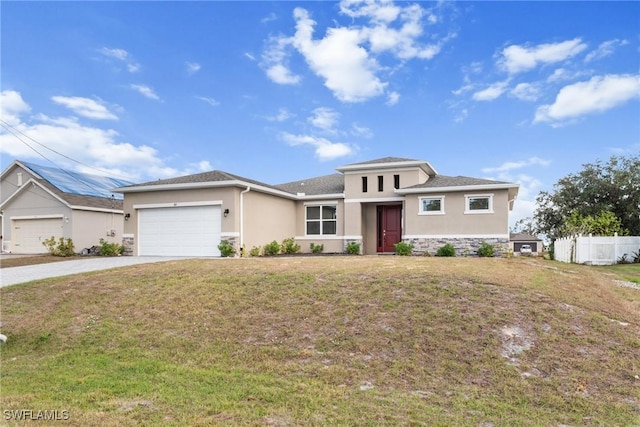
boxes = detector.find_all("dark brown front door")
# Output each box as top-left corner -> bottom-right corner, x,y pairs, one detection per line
377,205 -> 402,252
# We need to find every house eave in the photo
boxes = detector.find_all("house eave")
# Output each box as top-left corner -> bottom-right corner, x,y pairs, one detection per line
395,183 -> 519,195
336,160 -> 437,176
114,180 -> 299,200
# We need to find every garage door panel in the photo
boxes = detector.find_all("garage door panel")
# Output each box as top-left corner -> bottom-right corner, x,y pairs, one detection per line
138,205 -> 221,256
13,218 -> 63,254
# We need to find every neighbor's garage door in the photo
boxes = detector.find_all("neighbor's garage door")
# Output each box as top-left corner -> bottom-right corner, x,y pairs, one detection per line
138,205 -> 221,256
12,217 -> 63,253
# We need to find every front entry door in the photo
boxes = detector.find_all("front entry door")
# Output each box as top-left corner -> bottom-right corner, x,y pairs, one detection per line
377,205 -> 402,252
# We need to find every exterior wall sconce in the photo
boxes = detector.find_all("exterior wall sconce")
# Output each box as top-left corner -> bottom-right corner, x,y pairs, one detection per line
124,213 -> 131,221
223,209 -> 230,217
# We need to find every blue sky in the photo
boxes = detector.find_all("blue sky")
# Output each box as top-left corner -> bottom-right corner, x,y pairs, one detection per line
1,1 -> 638,227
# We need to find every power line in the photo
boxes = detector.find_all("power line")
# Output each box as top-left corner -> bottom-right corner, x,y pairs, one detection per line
0,119 -> 134,181
0,121 -> 110,197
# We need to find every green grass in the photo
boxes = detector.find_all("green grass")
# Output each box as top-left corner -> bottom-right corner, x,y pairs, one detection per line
1,257 -> 639,426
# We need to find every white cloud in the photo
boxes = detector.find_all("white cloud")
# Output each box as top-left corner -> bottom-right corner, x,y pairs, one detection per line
280,132 -> 356,160
509,82 -> 540,102
196,96 -> 220,107
584,39 -> 628,63
308,107 -> 339,132
498,38 -> 587,74
351,123 -> 373,138
472,80 -> 509,101
482,157 -> 551,174
99,47 -> 140,73
261,12 -> 277,24
482,158 -> 550,229
0,90 -> 31,126
186,62 -> 201,75
262,36 -> 301,85
292,8 -> 386,103
386,91 -> 400,105
262,0 -> 451,103
534,73 -> 640,124
51,96 -> 118,120
266,108 -> 294,122
0,91 -> 208,181
130,84 -> 161,101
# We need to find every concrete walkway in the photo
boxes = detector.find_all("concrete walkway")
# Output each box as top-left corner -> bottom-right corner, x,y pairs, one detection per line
0,257 -> 193,288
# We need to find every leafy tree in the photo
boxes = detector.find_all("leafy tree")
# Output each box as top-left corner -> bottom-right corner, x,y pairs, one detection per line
534,155 -> 639,240
562,210 -> 626,236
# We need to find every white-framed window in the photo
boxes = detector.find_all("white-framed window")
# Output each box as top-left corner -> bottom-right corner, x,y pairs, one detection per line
465,194 -> 493,214
419,196 -> 445,215
306,204 -> 337,235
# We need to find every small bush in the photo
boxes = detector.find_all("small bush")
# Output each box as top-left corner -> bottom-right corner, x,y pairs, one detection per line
98,239 -> 124,256
42,236 -> 75,257
264,240 -> 280,256
632,250 -> 640,264
281,237 -> 301,254
249,246 -> 262,257
436,243 -> 456,257
218,240 -> 236,257
345,241 -> 361,255
310,243 -> 324,254
394,241 -> 414,256
477,242 -> 495,257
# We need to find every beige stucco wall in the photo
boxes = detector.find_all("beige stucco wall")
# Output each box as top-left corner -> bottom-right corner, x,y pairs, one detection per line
2,184 -> 73,244
343,167 -> 427,199
71,209 -> 124,251
1,165 -> 35,205
242,190 -> 296,251
403,189 -> 510,236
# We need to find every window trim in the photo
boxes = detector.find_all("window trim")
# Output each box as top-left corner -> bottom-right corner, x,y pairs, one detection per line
362,176 -> 368,193
378,175 -> 384,192
305,203 -> 338,236
393,174 -> 400,190
418,195 -> 445,215
464,194 -> 494,214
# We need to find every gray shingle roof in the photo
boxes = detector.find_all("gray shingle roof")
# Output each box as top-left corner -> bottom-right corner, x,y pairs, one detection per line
402,174 -> 514,189
275,173 -> 344,196
510,233 -> 542,242
38,179 -> 124,210
118,170 -> 278,191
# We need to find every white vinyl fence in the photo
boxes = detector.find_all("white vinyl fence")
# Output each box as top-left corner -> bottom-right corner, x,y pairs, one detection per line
554,234 -> 640,265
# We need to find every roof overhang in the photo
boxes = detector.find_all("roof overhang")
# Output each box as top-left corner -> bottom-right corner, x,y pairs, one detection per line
396,183 -> 519,195
336,159 -> 437,176
113,180 -> 300,200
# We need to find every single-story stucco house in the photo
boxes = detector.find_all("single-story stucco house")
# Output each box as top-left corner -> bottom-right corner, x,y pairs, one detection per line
115,157 -> 519,257
0,160 -> 132,254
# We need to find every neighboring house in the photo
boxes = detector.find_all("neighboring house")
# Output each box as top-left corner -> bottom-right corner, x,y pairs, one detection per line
0,161 -> 132,254
510,233 -> 544,255
115,157 -> 519,257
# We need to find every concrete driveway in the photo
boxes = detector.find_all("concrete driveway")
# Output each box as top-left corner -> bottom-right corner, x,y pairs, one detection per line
0,256 -> 194,288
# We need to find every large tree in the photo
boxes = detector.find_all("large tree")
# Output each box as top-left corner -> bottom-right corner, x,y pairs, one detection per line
534,155 -> 640,240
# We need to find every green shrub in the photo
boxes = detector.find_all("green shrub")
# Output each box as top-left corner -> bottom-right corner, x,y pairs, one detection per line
42,236 -> 75,257
263,240 -> 281,256
345,241 -> 361,255
394,241 -> 414,256
281,237 -> 301,254
477,242 -> 495,257
310,243 -> 324,254
98,238 -> 124,256
436,243 -> 456,257
249,246 -> 262,257
217,240 -> 236,257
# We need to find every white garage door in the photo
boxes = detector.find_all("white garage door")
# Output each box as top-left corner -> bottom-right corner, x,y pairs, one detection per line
138,205 -> 221,256
12,217 -> 64,254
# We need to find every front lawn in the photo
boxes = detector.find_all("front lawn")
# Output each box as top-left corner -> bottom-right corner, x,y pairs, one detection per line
1,257 -> 638,426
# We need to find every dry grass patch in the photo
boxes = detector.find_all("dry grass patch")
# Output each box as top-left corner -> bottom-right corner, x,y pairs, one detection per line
1,257 -> 639,426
